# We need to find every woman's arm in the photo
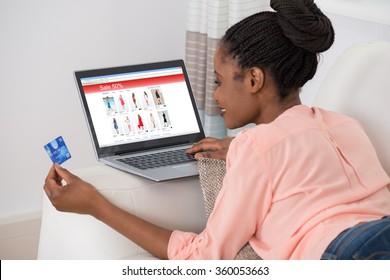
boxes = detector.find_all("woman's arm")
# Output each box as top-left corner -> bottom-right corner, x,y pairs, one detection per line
43,164 -> 172,259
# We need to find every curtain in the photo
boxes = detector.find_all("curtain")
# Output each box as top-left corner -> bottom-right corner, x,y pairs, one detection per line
185,0 -> 270,138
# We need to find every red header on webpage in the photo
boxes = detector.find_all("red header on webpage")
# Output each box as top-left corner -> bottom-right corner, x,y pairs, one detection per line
82,74 -> 185,94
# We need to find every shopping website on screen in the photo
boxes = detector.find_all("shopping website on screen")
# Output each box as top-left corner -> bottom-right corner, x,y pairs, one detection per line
81,67 -> 200,148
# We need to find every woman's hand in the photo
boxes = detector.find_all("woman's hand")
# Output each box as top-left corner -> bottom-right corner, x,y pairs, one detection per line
43,164 -> 104,216
186,137 -> 234,160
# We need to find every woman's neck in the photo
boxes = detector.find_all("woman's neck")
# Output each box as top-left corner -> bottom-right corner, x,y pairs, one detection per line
256,90 -> 301,124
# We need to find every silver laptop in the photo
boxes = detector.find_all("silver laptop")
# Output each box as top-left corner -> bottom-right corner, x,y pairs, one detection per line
74,60 -> 205,181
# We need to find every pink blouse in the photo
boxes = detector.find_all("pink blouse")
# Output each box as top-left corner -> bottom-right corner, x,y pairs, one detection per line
168,105 -> 390,259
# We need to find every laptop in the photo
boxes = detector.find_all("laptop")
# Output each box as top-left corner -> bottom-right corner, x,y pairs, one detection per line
74,59 -> 205,181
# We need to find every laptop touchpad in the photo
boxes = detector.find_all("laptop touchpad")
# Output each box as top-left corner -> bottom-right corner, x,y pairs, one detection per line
173,163 -> 198,174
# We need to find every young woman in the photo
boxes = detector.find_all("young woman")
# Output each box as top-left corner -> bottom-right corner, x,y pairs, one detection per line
44,0 -> 390,259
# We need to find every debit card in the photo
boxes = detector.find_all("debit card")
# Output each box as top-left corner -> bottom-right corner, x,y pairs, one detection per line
44,136 -> 71,165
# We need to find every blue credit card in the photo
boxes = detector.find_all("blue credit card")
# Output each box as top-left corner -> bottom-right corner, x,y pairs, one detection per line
44,136 -> 71,165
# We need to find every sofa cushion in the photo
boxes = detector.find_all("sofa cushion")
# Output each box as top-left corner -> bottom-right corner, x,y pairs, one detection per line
198,158 -> 262,260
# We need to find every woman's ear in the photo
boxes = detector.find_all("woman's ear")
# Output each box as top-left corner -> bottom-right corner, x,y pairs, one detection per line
246,67 -> 265,94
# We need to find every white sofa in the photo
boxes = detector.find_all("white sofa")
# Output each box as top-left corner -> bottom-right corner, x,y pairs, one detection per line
38,165 -> 206,259
38,41 -> 390,259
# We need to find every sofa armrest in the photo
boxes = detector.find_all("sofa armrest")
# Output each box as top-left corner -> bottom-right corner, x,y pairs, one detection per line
38,165 -> 206,259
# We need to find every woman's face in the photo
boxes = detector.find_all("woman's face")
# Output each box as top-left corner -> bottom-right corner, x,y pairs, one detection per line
213,47 -> 261,129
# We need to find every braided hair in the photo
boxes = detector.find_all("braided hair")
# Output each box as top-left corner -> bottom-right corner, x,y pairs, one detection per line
219,0 -> 335,99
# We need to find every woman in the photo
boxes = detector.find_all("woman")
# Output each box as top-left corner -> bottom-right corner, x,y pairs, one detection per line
137,114 -> 144,131
44,0 -> 390,259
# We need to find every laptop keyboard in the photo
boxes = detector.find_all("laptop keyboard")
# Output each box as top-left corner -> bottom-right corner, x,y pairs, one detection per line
117,148 -> 195,170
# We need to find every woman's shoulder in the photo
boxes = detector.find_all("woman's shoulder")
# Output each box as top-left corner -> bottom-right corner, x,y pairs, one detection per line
233,105 -> 361,150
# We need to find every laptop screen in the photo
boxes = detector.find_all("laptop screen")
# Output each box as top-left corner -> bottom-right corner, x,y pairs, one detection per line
75,60 -> 204,156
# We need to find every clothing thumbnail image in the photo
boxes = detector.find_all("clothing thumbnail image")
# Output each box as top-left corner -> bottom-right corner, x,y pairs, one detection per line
110,117 -> 123,136
103,96 -> 117,115
147,111 -> 159,131
130,92 -> 139,110
142,90 -> 154,108
158,110 -> 171,129
117,94 -> 129,112
132,112 -> 149,133
121,115 -> 134,134
152,88 -> 165,106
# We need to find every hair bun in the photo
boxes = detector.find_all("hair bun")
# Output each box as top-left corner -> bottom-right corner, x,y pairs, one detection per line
271,0 -> 334,53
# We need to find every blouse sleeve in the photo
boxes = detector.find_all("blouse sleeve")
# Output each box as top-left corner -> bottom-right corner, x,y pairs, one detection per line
167,132 -> 273,259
